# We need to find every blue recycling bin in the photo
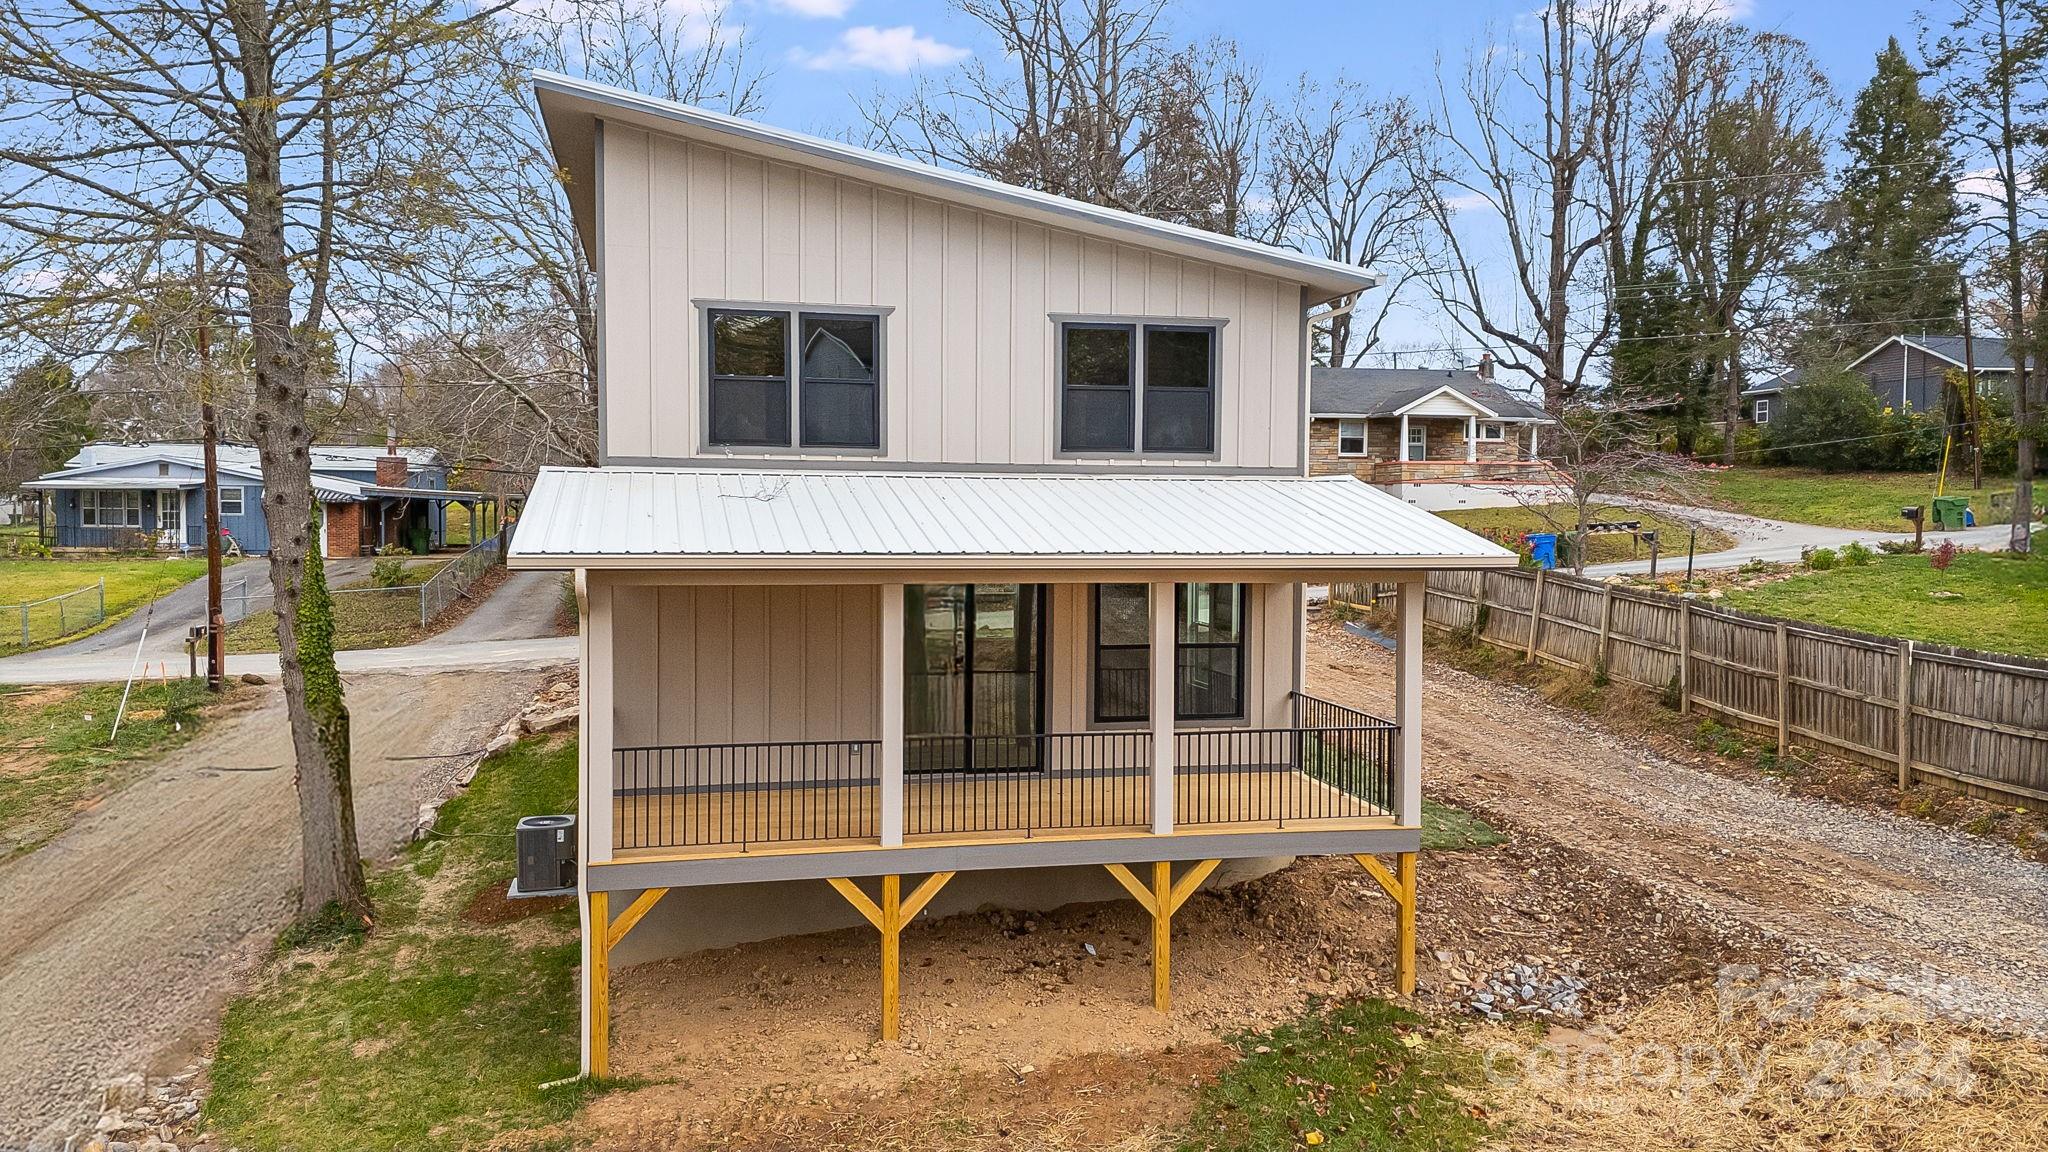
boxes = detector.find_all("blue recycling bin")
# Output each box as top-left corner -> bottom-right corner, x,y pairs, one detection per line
1525,532 -> 1558,570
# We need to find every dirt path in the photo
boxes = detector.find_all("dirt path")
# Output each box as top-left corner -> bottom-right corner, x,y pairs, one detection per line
1307,623 -> 2048,1033
0,668 -> 547,1146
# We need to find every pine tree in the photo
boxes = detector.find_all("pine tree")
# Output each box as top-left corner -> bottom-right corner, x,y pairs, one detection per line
1818,38 -> 1964,338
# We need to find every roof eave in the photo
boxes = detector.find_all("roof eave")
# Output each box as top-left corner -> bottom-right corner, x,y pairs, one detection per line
509,551 -> 1519,572
532,72 -> 1380,303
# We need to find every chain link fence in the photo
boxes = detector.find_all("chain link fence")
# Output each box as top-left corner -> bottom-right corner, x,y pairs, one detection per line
3,579 -> 107,651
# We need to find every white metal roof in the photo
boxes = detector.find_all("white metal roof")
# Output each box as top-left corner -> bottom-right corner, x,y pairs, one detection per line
62,442 -> 445,473
508,468 -> 1516,572
533,72 -> 1380,304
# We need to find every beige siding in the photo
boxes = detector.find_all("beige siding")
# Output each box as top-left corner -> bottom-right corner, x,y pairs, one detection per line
599,128 -> 1307,470
612,581 -> 1299,750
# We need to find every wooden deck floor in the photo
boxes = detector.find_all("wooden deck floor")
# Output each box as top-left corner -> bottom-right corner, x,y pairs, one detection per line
610,767 -> 1390,861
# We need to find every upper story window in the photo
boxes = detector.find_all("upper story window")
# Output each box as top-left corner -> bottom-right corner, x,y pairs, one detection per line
707,307 -> 881,450
1058,320 -> 1217,456
1753,398 -> 1771,425
1336,419 -> 1368,456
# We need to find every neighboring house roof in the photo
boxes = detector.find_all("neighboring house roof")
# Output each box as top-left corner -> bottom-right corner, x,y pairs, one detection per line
1741,369 -> 1799,397
508,468 -> 1517,571
63,441 -> 445,472
1309,367 -> 1550,422
532,71 -> 1380,304
1847,334 -> 2015,373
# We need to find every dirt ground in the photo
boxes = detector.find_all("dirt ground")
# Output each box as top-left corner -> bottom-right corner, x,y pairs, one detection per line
0,668 -> 547,1145
556,621 -> 2048,1150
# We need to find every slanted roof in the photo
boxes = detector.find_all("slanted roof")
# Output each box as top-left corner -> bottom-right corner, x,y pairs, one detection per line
507,468 -> 1516,572
61,441 -> 445,473
532,72 -> 1380,304
1742,368 -> 1799,397
1847,334 -> 2015,373
1309,367 -> 1550,422
24,476 -> 205,491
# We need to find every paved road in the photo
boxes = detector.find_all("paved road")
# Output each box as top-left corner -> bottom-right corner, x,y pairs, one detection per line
0,635 -> 576,685
0,670 -> 550,1146
437,569 -> 567,644
1588,501 -> 2034,577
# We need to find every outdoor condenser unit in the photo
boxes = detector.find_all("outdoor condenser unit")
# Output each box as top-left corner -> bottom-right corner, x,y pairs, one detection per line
515,814 -> 577,896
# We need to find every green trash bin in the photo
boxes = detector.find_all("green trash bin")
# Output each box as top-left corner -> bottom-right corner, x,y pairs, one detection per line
1931,496 -> 1970,531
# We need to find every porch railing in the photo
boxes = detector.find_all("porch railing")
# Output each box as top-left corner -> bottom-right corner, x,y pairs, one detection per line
1174,698 -> 1397,828
613,740 -> 881,850
903,731 -> 1152,837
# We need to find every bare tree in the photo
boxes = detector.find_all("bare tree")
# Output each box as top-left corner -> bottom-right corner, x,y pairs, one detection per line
1264,76 -> 1428,364
0,0 -> 504,924
1510,404 -> 1708,574
1658,25 -> 1834,463
1411,0 -> 1676,415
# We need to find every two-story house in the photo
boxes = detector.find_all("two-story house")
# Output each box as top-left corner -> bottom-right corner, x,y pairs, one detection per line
509,73 -> 1515,1080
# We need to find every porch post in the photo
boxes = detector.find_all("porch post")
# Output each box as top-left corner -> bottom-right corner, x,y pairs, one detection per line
1398,414 -> 1411,463
1149,580 -> 1176,835
1394,577 -> 1423,828
1466,416 -> 1477,463
1528,423 -> 1539,459
879,583 -> 906,847
584,574 -> 615,864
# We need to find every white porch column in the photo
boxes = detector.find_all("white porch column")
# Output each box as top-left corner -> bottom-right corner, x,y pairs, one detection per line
1398,413 -> 1411,463
584,573 -> 615,864
1394,578 -> 1424,828
1466,415 -> 1478,463
1149,580 -> 1176,835
879,583 -> 906,847
1528,423 -> 1539,459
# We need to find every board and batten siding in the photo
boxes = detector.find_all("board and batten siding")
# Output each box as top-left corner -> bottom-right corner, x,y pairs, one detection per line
599,127 -> 1307,471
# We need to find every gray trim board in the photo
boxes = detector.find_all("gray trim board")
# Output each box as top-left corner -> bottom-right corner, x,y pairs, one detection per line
592,456 -> 1306,476
587,826 -> 1421,890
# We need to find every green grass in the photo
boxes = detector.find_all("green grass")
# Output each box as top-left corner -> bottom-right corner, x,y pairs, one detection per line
223,559 -> 449,654
1177,999 -> 1494,1152
1421,799 -> 1505,852
1706,467 -> 2017,531
0,679 -> 216,857
204,735 -> 601,1150
0,556 -> 213,652
1722,550 -> 2048,657
1438,504 -> 1736,566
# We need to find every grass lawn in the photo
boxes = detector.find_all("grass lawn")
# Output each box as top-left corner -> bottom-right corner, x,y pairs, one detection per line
1706,467 -> 2018,531
0,556 -> 213,653
204,735 -> 601,1150
1439,504 -> 1736,567
0,679 -> 223,857
1722,551 -> 2048,658
1421,799 -> 1505,852
224,558 -> 449,654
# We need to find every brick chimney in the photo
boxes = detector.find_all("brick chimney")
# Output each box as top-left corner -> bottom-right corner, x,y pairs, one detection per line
1476,352 -> 1495,381
376,426 -> 408,487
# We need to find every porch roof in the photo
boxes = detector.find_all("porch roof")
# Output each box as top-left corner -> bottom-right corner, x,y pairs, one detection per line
508,467 -> 1518,572
23,476 -> 204,490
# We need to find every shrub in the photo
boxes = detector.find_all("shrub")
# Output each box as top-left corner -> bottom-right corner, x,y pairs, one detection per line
375,542 -> 413,557
1840,541 -> 1876,566
1878,537 -> 1920,555
1930,538 -> 1958,572
370,556 -> 409,587
1771,366 -> 1883,471
1807,546 -> 1838,571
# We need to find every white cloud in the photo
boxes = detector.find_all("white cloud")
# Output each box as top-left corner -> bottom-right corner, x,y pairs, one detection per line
790,24 -> 970,73
765,0 -> 854,16
1442,192 -> 1494,215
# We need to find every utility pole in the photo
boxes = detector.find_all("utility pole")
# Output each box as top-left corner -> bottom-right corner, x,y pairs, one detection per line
1961,278 -> 1983,490
196,241 -> 225,691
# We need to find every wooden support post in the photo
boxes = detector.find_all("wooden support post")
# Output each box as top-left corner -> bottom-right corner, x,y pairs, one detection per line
1152,861 -> 1172,1012
1678,600 -> 1693,714
1896,639 -> 1914,791
1596,584 -> 1615,678
588,890 -> 610,1080
827,873 -> 953,1042
1524,567 -> 1547,664
1352,853 -> 1418,997
1774,620 -> 1791,756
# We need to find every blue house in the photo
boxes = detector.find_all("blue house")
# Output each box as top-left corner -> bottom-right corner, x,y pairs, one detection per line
25,442 -> 489,558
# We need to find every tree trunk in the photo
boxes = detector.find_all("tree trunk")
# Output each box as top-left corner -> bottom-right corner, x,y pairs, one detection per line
230,0 -> 371,924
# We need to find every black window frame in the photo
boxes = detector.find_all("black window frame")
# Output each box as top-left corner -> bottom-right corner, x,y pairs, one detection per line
1057,319 -> 1220,456
705,306 -> 884,451
1089,582 -> 1248,723
1141,323 -> 1217,454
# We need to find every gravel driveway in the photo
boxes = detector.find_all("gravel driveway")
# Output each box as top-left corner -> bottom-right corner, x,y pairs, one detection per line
0,668 -> 548,1146
1309,625 -> 2048,1034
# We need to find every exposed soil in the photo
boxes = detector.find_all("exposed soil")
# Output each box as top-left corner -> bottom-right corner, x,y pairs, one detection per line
461,882 -> 573,927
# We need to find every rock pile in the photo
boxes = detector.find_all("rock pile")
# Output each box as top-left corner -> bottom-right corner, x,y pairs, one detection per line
70,1064 -> 207,1152
1446,952 -> 1590,1021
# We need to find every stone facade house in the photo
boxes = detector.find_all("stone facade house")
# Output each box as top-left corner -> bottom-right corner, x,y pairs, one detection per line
1307,362 -> 1557,509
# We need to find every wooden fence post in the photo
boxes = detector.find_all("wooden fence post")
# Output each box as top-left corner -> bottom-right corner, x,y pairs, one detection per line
1473,571 -> 1490,638
1895,639 -> 1914,791
1678,600 -> 1693,714
1774,621 -> 1791,756
1524,567 -> 1547,664
1596,583 -> 1615,678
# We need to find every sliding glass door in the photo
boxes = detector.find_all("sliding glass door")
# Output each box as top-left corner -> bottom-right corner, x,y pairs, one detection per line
905,584 -> 1045,772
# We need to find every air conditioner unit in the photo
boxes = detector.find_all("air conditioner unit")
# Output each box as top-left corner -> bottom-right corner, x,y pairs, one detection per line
513,814 -> 577,897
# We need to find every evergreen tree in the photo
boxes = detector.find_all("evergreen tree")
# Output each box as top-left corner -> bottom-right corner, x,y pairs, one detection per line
1817,38 -> 1964,339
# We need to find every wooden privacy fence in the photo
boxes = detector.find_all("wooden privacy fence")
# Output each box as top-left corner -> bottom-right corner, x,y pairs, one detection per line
1414,568 -> 2048,810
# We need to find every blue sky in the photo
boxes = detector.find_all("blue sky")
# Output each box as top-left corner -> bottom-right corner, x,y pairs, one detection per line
710,0 -> 1939,365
